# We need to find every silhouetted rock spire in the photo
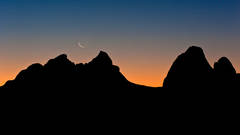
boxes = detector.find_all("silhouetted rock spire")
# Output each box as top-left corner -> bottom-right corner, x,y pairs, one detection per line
163,46 -> 213,89
89,51 -> 112,66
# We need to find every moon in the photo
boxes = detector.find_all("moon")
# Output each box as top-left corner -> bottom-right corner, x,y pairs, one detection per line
77,42 -> 85,48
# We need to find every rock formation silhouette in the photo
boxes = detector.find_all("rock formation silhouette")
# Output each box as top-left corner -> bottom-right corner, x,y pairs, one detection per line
1,46 -> 240,90
1,51 -> 156,90
1,46 -> 239,128
163,46 -> 240,90
213,57 -> 239,89
163,46 -> 214,89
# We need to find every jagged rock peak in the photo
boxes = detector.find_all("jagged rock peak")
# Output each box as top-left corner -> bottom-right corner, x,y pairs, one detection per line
44,54 -> 75,70
55,54 -> 68,60
89,51 -> 113,66
46,54 -> 72,63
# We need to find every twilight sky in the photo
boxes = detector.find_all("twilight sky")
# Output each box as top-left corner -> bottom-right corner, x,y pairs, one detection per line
0,0 -> 240,86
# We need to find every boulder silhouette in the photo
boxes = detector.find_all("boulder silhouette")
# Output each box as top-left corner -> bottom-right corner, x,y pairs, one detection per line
163,46 -> 214,89
214,57 -> 236,76
214,57 -> 238,88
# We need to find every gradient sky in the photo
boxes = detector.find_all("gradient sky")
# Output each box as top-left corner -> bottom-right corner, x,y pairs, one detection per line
0,0 -> 240,86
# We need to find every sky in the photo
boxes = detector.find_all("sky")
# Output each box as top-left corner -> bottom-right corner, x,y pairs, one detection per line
0,0 -> 240,87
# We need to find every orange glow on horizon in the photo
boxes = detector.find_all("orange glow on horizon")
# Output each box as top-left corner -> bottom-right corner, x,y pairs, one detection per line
0,69 -> 166,87
0,72 -> 17,86
1,51 -> 240,88
0,64 -> 167,87
1,64 -> 240,87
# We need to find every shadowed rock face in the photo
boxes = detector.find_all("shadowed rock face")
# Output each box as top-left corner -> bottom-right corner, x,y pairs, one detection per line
163,46 -> 213,89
